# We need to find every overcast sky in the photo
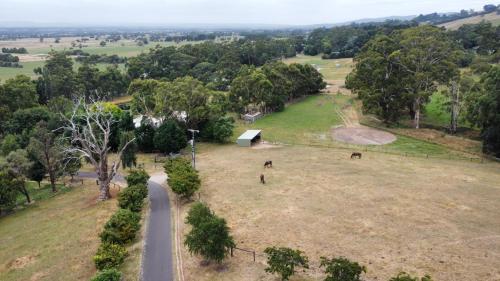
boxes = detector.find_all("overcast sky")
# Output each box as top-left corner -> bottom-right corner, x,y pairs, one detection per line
0,0 -> 496,26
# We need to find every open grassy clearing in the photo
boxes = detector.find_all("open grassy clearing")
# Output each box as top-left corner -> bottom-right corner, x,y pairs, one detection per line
235,94 -> 457,157
439,12 -> 500,30
0,61 -> 125,82
0,179 -> 119,281
179,144 -> 500,281
283,55 -> 353,85
0,37 -> 194,57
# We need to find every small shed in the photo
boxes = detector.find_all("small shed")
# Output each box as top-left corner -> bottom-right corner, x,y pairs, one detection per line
237,130 -> 262,147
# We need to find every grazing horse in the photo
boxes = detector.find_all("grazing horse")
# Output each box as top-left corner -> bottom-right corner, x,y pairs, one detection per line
260,174 -> 266,184
351,152 -> 362,159
264,160 -> 273,168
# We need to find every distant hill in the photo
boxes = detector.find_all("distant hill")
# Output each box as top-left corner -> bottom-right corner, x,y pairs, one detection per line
303,15 -> 415,29
438,12 -> 500,30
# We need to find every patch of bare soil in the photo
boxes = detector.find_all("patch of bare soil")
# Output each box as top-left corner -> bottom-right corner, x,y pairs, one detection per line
332,102 -> 397,145
16,54 -> 47,62
8,255 -> 36,269
324,79 -> 350,94
332,126 -> 397,145
251,142 -> 283,150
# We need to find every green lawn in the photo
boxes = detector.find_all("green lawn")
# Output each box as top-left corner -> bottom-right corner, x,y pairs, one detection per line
423,91 -> 451,127
234,94 -> 343,144
16,181 -> 71,205
234,93 -> 457,157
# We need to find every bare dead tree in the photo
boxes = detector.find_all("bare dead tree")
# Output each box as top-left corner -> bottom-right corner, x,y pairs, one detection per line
60,99 -> 135,201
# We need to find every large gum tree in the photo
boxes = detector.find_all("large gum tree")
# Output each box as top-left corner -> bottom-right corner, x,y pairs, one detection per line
61,100 -> 135,201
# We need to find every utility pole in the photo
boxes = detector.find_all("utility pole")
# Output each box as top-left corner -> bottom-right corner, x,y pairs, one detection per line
188,129 -> 200,169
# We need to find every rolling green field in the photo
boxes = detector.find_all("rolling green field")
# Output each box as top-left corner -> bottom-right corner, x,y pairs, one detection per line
283,54 -> 353,81
0,61 -> 125,81
235,94 -> 453,156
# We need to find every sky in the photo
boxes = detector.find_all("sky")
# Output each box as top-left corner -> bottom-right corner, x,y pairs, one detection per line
0,0 -> 496,26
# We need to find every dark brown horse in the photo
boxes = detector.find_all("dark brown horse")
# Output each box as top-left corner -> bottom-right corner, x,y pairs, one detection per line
260,174 -> 266,184
264,160 -> 273,168
351,152 -> 362,159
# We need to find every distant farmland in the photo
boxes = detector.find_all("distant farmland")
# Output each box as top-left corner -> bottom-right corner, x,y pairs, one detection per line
439,12 -> 500,30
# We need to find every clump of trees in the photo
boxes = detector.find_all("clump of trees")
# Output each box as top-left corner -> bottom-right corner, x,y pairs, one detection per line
184,202 -> 235,264
346,25 -> 462,128
229,62 -> 325,114
1,47 -> 28,54
304,21 -> 417,58
0,53 -> 22,68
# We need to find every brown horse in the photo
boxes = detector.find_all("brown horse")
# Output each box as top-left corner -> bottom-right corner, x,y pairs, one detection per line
351,152 -> 362,159
264,160 -> 273,168
260,174 -> 266,184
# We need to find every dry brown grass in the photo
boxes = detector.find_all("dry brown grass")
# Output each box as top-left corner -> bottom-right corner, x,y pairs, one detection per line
439,12 -> 500,30
0,179 -> 118,281
178,144 -> 500,281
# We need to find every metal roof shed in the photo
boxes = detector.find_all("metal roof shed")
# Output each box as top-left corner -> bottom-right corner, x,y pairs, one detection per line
237,130 -> 262,147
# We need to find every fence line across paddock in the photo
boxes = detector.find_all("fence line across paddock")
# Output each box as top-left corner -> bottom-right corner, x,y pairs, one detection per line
263,138 -> 488,163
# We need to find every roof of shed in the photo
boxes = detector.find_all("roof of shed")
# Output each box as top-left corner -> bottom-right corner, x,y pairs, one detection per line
237,130 -> 262,140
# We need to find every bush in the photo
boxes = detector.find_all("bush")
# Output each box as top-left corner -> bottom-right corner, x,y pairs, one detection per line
264,247 -> 309,281
90,268 -> 122,281
320,256 -> 366,281
389,272 -> 433,281
100,209 -> 141,244
164,157 -> 200,199
93,243 -> 128,270
168,165 -> 200,199
201,116 -> 234,143
125,169 -> 150,186
118,184 -> 148,212
1,134 -> 20,156
186,202 -> 213,227
184,213 -> 235,263
164,157 -> 191,174
153,119 -> 187,154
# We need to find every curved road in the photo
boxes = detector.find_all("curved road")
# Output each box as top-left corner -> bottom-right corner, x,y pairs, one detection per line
77,172 -> 174,281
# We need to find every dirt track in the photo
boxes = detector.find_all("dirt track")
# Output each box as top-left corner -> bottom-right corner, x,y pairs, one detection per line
331,103 -> 397,145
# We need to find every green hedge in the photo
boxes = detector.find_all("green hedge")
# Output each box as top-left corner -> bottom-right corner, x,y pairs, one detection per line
90,268 -> 122,281
125,169 -> 150,186
93,243 -> 128,270
100,208 -> 141,245
118,184 -> 148,212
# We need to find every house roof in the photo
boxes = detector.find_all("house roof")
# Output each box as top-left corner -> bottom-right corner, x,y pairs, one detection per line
237,130 -> 262,140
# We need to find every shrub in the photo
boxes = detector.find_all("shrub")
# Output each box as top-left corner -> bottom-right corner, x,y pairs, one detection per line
125,169 -> 150,186
100,209 -> 141,244
186,202 -> 213,227
90,268 -> 122,281
264,247 -> 309,281
164,157 -> 191,174
1,134 -> 20,156
164,157 -> 200,199
168,166 -> 201,199
201,116 -> 234,143
118,184 -> 148,212
389,272 -> 433,281
93,243 -> 128,270
184,214 -> 235,263
320,256 -> 366,281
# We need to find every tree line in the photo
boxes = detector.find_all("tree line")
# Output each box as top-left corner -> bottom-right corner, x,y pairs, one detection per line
303,21 -> 417,59
346,25 -> 500,157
